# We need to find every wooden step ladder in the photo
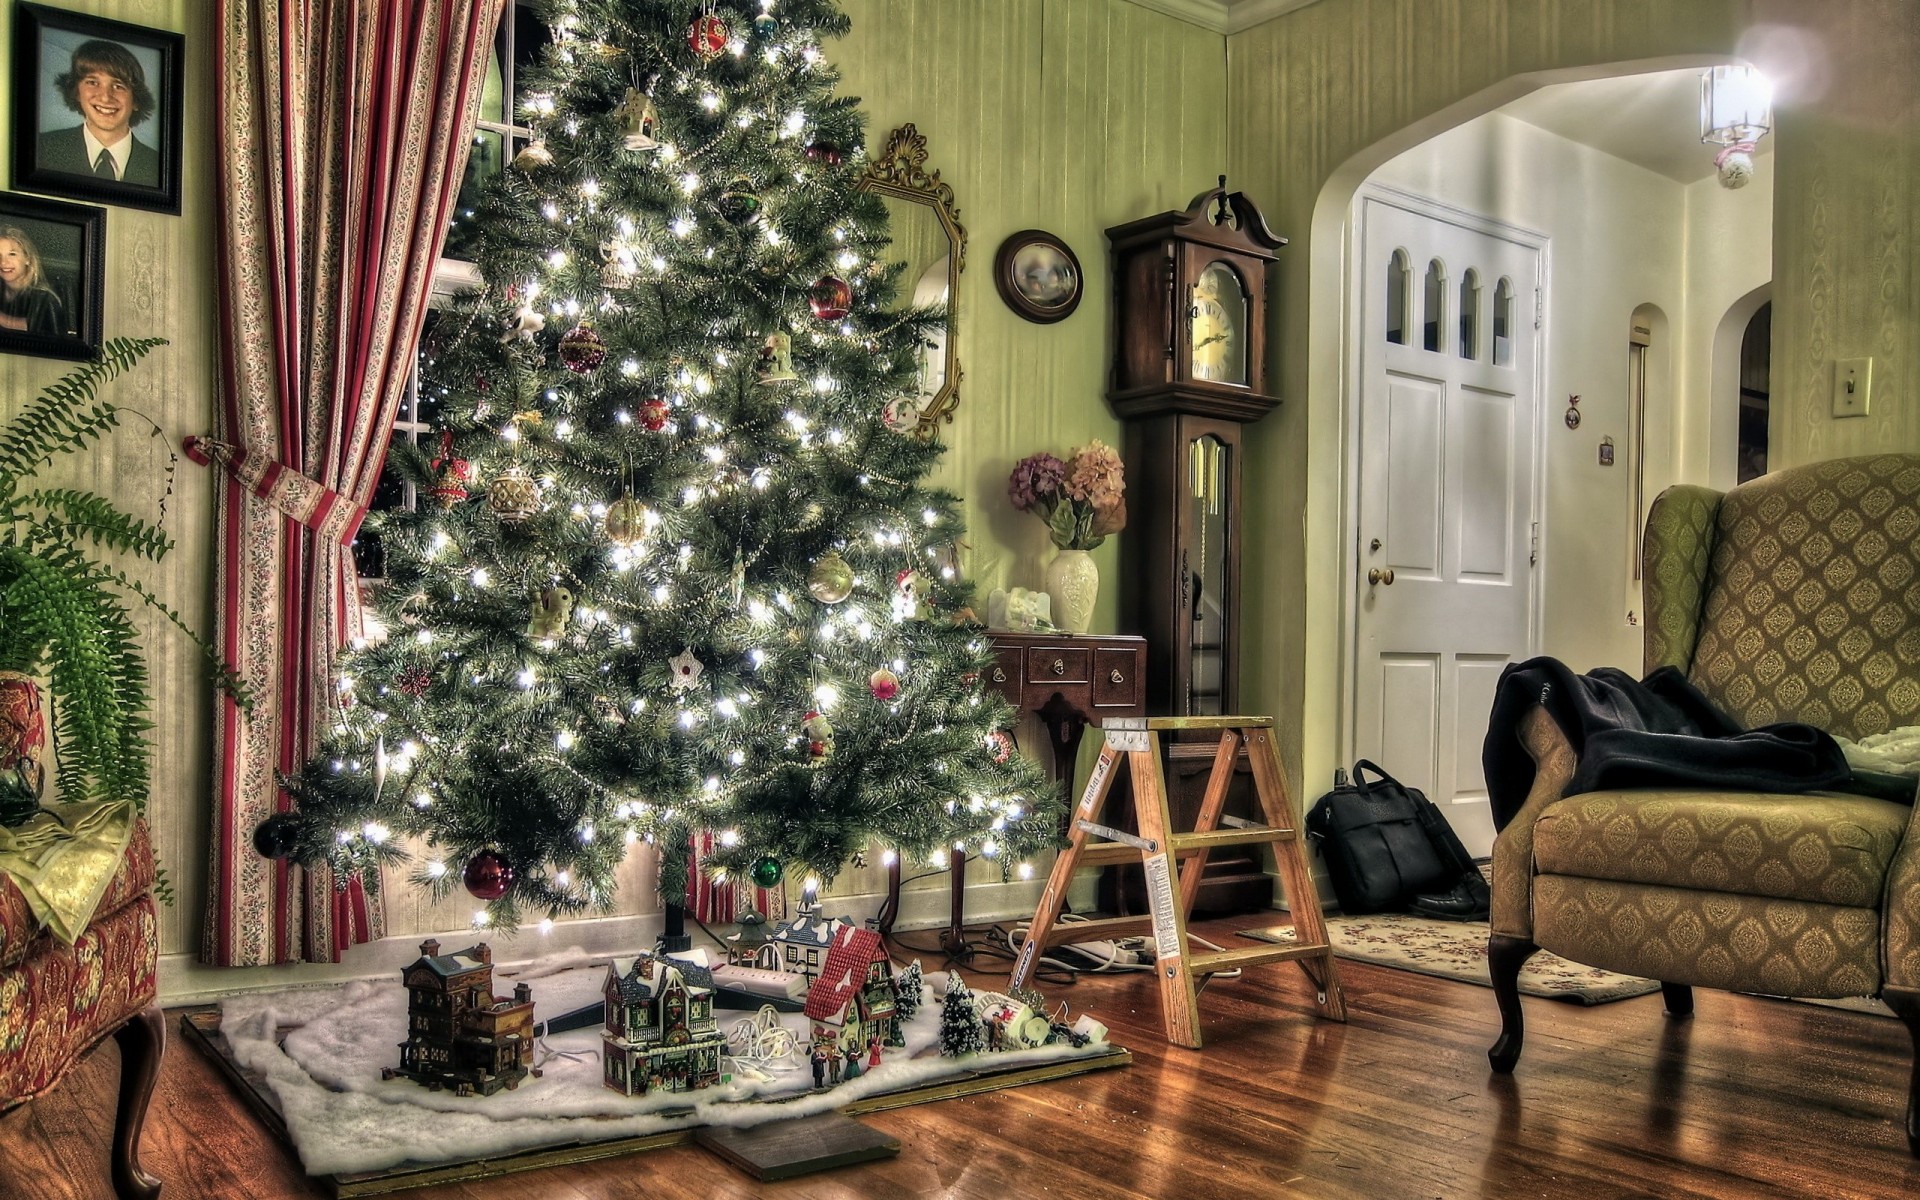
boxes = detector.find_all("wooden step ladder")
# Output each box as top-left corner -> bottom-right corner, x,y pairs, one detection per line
1010,715 -> 1347,1048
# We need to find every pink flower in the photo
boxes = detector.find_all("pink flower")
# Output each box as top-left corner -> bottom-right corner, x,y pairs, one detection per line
1065,440 -> 1125,512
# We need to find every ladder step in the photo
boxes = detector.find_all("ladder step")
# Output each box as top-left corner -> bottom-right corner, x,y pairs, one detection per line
1035,916 -> 1154,948
1075,843 -> 1151,868
1111,715 -> 1274,732
1169,827 -> 1296,852
1185,942 -> 1329,975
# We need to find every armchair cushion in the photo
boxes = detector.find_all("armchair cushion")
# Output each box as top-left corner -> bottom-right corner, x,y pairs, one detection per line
0,820 -> 155,972
1533,790 -> 1909,908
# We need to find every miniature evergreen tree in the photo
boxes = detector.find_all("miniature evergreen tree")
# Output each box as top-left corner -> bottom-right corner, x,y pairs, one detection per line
265,0 -> 1056,928
894,959 -> 924,1021
938,972 -> 982,1058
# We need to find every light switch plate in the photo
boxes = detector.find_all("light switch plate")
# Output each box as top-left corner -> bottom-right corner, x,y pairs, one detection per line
1833,357 -> 1872,418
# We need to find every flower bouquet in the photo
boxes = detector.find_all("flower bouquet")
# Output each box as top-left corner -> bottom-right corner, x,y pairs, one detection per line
1008,441 -> 1126,633
1007,440 -> 1127,551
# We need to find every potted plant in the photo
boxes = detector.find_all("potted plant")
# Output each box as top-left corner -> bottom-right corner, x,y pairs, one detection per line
1007,440 -> 1126,634
0,337 -> 238,826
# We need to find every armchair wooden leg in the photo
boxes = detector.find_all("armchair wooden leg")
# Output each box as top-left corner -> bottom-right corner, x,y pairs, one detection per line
1660,983 -> 1694,1018
1886,988 -> 1920,1157
1487,934 -> 1538,1073
111,1003 -> 163,1200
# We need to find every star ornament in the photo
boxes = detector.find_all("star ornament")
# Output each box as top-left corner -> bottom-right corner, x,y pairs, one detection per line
668,648 -> 704,691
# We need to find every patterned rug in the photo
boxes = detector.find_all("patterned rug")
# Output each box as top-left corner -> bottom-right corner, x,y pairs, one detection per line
1242,915 -> 1897,1016
1241,915 -> 1659,1005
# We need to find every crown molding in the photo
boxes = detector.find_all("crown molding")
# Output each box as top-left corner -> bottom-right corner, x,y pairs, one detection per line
1121,0 -> 1323,35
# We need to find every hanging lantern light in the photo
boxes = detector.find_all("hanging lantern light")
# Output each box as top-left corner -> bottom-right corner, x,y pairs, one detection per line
1700,65 -> 1773,190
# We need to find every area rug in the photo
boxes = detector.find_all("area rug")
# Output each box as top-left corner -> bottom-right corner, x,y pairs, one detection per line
1243,916 -> 1898,1017
1241,915 -> 1660,1004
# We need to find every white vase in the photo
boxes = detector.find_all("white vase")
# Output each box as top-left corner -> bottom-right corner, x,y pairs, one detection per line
1045,549 -> 1099,635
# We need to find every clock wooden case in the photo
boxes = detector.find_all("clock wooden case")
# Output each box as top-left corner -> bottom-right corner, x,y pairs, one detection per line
1104,179 -> 1283,917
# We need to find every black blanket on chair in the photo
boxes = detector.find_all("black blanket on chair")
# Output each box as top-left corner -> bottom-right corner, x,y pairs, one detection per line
1482,656 -> 1863,832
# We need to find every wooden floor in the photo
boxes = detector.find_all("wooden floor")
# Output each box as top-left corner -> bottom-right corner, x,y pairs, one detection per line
5,917 -> 1920,1200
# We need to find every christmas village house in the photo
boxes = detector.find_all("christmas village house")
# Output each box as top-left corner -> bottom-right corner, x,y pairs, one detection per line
802,922 -> 902,1058
600,954 -> 728,1097
768,905 -> 856,979
387,940 -> 535,1097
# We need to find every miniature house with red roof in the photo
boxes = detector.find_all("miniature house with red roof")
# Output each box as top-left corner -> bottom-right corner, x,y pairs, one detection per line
386,940 -> 535,1097
802,922 -> 901,1057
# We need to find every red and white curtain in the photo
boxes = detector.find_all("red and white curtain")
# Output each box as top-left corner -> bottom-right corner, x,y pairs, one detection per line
198,0 -> 505,965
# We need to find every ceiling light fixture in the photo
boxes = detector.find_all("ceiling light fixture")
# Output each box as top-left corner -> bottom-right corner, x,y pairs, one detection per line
1701,65 -> 1773,189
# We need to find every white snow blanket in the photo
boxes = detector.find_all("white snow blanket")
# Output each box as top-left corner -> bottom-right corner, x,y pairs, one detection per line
216,956 -> 1112,1178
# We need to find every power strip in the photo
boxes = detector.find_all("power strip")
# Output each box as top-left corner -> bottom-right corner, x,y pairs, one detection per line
1046,938 -> 1157,972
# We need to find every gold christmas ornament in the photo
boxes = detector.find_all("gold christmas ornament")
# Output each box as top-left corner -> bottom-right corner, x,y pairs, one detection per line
605,495 -> 649,547
488,463 -> 540,522
512,139 -> 554,171
807,551 -> 854,604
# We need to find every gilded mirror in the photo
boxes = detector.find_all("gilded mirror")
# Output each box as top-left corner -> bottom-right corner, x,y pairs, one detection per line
858,124 -> 965,437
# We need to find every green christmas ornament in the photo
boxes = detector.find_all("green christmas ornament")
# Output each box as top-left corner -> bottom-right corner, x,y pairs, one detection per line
717,177 -> 761,227
750,855 -> 784,888
807,551 -> 853,604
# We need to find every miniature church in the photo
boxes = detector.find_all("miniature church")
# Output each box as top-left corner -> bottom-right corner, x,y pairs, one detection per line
600,953 -> 728,1097
387,940 -> 535,1097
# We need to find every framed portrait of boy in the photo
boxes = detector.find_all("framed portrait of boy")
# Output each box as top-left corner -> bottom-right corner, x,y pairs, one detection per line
0,191 -> 105,361
10,3 -> 183,215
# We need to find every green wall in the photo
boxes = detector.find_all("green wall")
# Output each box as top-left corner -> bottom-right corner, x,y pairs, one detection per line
838,0 -> 1228,632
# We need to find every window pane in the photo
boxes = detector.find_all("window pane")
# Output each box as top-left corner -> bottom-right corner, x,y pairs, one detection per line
1458,269 -> 1480,359
1385,250 -> 1408,345
1493,277 -> 1514,366
1422,260 -> 1445,352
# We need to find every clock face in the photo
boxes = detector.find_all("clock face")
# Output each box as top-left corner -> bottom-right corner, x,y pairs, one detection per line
1190,263 -> 1247,385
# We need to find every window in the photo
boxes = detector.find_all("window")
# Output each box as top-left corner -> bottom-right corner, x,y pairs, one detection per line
1458,269 -> 1481,359
1492,277 -> 1515,366
355,2 -> 548,585
1385,249 -> 1409,345
1422,259 -> 1445,352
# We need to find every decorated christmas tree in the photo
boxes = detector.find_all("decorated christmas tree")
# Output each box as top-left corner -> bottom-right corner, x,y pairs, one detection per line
262,0 -> 1056,929
938,972 -> 983,1058
894,959 -> 924,1021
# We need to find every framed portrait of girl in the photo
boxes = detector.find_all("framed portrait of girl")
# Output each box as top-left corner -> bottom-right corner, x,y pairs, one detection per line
0,191 -> 104,361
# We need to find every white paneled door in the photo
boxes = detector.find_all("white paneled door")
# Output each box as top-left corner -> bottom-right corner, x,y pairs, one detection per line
1352,192 -> 1543,857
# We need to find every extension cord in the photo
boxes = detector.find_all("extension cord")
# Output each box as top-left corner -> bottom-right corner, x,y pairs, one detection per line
1052,940 -> 1145,970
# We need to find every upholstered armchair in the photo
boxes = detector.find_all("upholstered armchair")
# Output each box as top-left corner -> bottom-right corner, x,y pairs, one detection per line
1486,453 -> 1920,1155
0,819 -> 164,1197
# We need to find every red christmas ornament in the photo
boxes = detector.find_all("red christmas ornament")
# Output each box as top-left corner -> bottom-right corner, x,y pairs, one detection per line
558,323 -> 608,374
397,667 -> 432,697
429,431 -> 475,509
688,12 -> 729,61
639,395 -> 670,431
868,668 -> 900,702
463,851 -> 514,900
808,275 -> 852,321
804,141 -> 844,166
987,730 -> 1015,764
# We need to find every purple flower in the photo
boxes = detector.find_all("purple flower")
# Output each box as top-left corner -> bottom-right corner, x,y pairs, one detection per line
1007,452 -> 1067,512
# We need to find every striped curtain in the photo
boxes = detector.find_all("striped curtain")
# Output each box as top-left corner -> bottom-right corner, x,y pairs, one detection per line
198,0 -> 505,965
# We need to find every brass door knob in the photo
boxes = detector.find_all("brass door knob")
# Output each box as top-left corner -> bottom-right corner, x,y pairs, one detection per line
1109,669 -> 1125,684
1368,567 -> 1396,586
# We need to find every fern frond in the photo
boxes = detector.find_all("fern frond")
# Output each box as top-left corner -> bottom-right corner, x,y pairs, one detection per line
19,489 -> 175,559
0,338 -> 165,486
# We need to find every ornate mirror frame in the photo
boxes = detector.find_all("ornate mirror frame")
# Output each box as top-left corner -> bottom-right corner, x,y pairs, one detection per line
858,124 -> 966,437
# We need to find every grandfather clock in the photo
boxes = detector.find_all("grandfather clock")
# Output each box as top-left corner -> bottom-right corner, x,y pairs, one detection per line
1107,178 -> 1283,916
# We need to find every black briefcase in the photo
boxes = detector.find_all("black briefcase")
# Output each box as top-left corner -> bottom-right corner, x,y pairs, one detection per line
1304,760 -> 1473,915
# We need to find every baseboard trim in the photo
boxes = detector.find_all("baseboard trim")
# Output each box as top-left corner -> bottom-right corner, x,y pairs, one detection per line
158,877 -> 1091,1006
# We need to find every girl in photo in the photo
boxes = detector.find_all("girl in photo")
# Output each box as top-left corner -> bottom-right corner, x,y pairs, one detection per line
0,227 -> 67,336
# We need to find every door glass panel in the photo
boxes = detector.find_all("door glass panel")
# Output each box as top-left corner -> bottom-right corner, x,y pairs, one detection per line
1191,263 -> 1247,385
1493,277 -> 1514,366
1423,259 -> 1445,352
1458,269 -> 1481,359
1385,249 -> 1409,345
1187,435 -> 1230,715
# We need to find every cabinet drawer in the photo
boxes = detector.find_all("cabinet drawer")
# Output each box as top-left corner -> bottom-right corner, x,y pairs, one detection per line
1026,647 -> 1090,684
987,648 -> 1025,694
1093,648 -> 1143,708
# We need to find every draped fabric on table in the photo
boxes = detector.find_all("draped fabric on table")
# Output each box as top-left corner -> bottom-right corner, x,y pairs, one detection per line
197,0 -> 505,965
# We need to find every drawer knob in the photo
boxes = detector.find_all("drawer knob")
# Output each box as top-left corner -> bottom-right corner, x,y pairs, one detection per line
1109,669 -> 1125,684
1051,658 -> 1065,676
991,668 -> 1007,683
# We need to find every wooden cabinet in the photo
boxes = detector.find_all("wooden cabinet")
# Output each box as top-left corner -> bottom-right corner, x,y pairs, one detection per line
983,632 -> 1145,797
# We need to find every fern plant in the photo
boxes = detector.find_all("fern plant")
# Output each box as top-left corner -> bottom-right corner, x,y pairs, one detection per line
0,337 -> 242,827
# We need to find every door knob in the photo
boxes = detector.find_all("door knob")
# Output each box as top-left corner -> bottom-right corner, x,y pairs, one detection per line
1368,567 -> 1396,586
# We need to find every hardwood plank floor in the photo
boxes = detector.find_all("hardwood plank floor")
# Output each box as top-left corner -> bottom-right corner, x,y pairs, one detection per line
5,918 -> 1919,1199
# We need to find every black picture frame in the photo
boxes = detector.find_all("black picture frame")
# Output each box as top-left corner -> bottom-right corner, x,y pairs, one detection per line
11,3 -> 183,215
0,190 -> 105,360
994,230 -> 1082,324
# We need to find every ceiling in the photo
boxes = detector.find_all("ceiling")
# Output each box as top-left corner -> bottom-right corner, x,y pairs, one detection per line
1499,68 -> 1773,184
